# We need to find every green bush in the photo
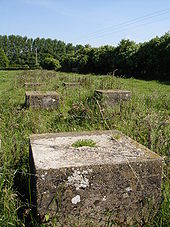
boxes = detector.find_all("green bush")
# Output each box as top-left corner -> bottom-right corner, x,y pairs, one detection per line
41,57 -> 61,71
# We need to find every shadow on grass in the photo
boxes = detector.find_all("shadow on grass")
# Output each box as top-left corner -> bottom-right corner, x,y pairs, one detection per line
159,80 -> 170,86
13,145 -> 39,226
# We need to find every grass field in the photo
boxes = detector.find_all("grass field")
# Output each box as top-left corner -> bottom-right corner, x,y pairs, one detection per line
0,70 -> 169,226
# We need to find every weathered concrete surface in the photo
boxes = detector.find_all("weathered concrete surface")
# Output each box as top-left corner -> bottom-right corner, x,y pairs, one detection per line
29,130 -> 162,226
24,82 -> 43,89
63,82 -> 80,87
95,89 -> 131,106
25,91 -> 59,109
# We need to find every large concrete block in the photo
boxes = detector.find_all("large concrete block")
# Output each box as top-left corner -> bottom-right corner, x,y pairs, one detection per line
25,91 -> 59,109
95,89 -> 131,106
29,130 -> 162,226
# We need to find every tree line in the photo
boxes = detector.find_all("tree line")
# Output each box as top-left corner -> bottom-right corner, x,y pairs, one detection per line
0,33 -> 169,80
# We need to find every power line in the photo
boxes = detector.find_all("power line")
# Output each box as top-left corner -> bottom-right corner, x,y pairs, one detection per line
76,8 -> 170,43
87,9 -> 170,40
86,8 -> 170,37
88,16 -> 170,45
84,12 -> 170,43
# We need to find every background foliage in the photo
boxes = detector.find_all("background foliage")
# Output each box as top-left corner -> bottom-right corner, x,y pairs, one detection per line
0,33 -> 169,80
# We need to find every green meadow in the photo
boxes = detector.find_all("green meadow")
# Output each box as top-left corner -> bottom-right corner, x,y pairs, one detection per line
0,70 -> 169,226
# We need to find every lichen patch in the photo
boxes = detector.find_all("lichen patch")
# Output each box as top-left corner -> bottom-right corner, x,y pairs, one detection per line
71,195 -> 81,204
67,169 -> 92,190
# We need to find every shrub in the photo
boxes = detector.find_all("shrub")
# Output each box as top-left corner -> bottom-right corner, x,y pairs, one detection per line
41,57 -> 61,71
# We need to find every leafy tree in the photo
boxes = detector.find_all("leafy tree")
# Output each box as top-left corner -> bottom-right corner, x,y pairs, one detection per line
114,39 -> 138,76
66,43 -> 74,53
0,48 -> 9,68
92,45 -> 115,74
75,44 -> 84,51
61,53 -> 77,72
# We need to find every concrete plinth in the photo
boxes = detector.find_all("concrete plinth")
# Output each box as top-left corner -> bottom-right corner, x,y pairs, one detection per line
25,91 -> 59,109
24,82 -> 43,89
29,130 -> 162,226
63,82 -> 80,87
95,90 -> 131,106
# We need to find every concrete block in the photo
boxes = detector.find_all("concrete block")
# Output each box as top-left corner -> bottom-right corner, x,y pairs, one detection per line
24,82 -> 43,89
29,130 -> 162,225
63,82 -> 80,87
95,89 -> 131,106
25,91 -> 59,109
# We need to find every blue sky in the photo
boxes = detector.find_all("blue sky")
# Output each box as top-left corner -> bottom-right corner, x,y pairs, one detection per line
0,0 -> 170,47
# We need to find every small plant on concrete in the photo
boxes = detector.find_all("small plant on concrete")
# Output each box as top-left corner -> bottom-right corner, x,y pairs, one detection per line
72,139 -> 97,148
111,133 -> 121,141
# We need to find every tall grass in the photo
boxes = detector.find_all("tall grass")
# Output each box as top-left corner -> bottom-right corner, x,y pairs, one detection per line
0,70 -> 169,226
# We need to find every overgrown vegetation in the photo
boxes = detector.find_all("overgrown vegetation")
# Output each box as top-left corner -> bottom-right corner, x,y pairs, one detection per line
0,70 -> 169,226
0,33 -> 170,80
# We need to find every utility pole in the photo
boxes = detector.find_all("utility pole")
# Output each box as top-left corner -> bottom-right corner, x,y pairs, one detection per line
35,48 -> 38,65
